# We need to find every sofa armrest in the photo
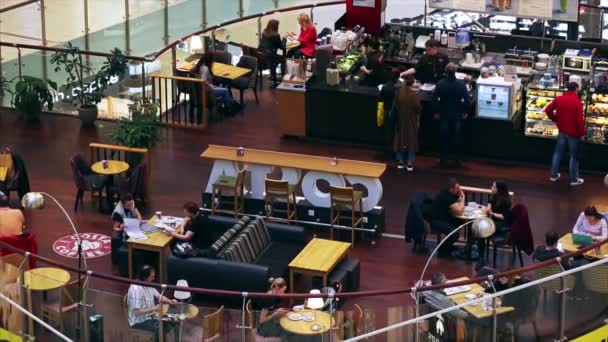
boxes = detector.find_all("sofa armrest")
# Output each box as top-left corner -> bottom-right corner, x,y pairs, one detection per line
267,223 -> 306,245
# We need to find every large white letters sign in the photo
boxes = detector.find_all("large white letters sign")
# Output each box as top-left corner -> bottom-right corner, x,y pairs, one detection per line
205,161 -> 383,212
301,171 -> 346,208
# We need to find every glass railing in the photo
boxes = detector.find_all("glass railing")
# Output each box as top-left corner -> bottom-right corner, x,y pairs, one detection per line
0,0 -> 347,121
1,237 -> 608,342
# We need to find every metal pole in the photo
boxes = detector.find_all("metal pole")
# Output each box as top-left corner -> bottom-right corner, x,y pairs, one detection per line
17,48 -> 22,80
84,0 -> 91,72
81,272 -> 92,342
238,0 -> 244,17
202,0 -> 207,29
39,0 -> 48,80
310,7 -> 314,24
141,61 -> 146,98
158,285 -> 166,342
258,17 -> 263,43
413,290 -> 420,342
18,253 -> 30,342
124,0 -> 131,55
558,277 -> 567,341
171,46 -> 177,74
163,0 -> 169,46
273,0 -> 279,9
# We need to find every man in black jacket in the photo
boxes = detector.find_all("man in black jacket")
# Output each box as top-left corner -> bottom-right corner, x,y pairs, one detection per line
433,63 -> 471,168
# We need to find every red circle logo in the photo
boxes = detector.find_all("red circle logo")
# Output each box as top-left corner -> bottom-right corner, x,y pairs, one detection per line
52,233 -> 112,259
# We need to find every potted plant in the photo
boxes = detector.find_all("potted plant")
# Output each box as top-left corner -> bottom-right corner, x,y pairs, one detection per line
108,96 -> 161,149
0,76 -> 12,99
12,76 -> 57,121
50,43 -> 128,126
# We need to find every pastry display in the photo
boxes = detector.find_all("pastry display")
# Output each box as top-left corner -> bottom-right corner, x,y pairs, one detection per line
586,91 -> 608,143
525,86 -> 562,139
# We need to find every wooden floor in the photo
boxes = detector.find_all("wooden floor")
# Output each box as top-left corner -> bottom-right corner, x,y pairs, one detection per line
1,84 -> 607,340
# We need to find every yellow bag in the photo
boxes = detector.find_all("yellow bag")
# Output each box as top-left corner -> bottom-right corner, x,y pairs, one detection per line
377,102 -> 384,127
0,150 -> 13,181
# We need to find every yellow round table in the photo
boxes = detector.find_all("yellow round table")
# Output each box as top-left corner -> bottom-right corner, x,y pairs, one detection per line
280,310 -> 333,335
91,160 -> 130,175
159,303 -> 199,321
22,267 -> 71,291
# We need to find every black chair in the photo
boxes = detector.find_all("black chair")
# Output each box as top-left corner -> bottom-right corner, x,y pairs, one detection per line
69,154 -> 108,211
211,51 -> 233,86
255,49 -> 283,89
232,55 -> 259,105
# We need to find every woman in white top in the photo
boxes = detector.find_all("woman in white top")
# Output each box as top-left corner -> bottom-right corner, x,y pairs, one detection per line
572,205 -> 608,240
194,53 -> 236,109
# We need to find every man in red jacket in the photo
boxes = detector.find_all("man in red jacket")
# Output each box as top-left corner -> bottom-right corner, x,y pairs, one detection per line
544,82 -> 585,186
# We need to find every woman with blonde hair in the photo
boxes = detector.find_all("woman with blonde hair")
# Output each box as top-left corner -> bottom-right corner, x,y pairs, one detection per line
255,277 -> 288,340
287,13 -> 317,59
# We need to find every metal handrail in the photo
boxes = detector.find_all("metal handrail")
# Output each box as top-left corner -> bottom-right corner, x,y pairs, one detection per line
0,0 -> 39,14
1,236 -> 606,299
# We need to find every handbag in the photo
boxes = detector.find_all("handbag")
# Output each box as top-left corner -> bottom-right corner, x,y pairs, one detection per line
172,241 -> 198,258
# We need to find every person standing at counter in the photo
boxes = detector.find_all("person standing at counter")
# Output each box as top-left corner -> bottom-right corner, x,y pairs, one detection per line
433,63 -> 471,169
545,82 -> 585,186
359,37 -> 387,87
400,39 -> 449,84
393,76 -> 421,171
259,19 -> 284,84
287,13 -> 317,59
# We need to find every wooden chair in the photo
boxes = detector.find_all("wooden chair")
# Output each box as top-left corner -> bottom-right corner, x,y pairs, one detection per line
264,179 -> 297,224
534,263 -> 576,309
330,186 -> 364,248
352,304 -> 364,337
122,295 -> 155,342
211,169 -> 247,218
582,264 -> 608,294
202,306 -> 224,342
41,276 -> 83,334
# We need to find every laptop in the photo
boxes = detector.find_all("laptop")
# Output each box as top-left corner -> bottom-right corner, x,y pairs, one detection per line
573,233 -> 594,246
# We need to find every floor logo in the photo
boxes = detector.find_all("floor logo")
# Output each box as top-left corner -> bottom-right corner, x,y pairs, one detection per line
53,233 -> 112,259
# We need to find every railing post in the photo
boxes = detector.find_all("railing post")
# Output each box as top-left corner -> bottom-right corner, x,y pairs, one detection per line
80,271 -> 93,342
202,0 -> 207,29
124,0 -> 131,55
83,0 -> 92,73
236,293 -> 250,342
310,6 -> 315,24
257,16 -> 263,43
17,47 -> 23,80
238,0 -> 244,17
413,289 -> 420,342
158,284 -> 166,342
556,259 -> 569,342
491,297 -> 498,342
39,0 -> 48,81
273,0 -> 279,9
18,252 -> 30,342
163,0 -> 170,46
141,60 -> 146,98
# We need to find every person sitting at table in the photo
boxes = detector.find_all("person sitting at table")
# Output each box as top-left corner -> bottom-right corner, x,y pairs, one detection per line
286,13 -> 317,59
431,178 -> 465,257
164,201 -> 212,256
421,272 -> 468,320
476,180 -> 513,266
572,205 -> 608,240
532,231 -> 564,262
359,37 -> 388,87
110,193 -> 142,263
259,19 -> 285,83
0,191 -> 24,236
255,277 -> 289,340
127,265 -> 178,338
194,53 -> 239,111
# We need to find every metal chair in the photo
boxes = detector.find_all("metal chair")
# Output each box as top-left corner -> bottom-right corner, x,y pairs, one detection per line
70,154 -> 108,211
582,264 -> 608,294
264,178 -> 297,224
211,169 -> 247,217
534,263 -> 576,309
202,306 -> 224,341
232,55 -> 259,105
330,186 -> 364,248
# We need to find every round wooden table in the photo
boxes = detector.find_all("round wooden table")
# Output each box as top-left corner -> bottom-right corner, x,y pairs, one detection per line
159,303 -> 199,321
22,267 -> 71,291
91,160 -> 130,175
280,310 -> 333,335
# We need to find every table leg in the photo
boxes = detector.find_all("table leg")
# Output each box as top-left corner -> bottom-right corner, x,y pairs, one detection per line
289,269 -> 295,305
27,289 -> 33,335
159,247 -> 165,284
128,244 -> 133,279
323,274 -> 328,287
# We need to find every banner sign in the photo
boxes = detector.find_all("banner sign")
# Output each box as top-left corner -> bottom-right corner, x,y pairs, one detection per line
429,0 -> 579,22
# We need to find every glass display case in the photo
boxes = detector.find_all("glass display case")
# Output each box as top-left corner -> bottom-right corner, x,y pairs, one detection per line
586,90 -> 608,144
524,87 -> 562,138
477,77 -> 522,120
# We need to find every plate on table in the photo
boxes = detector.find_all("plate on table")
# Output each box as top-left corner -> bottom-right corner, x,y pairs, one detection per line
288,313 -> 301,321
301,314 -> 314,322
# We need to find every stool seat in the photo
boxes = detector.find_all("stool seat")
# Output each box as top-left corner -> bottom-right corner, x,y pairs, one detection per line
330,186 -> 364,248
212,169 -> 247,218
265,178 -> 297,224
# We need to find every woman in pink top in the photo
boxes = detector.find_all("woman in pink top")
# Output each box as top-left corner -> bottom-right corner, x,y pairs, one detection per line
572,205 -> 608,240
287,13 -> 317,59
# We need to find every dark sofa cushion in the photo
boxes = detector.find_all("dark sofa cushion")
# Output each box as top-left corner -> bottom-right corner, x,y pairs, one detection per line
255,242 -> 303,278
209,216 -> 250,255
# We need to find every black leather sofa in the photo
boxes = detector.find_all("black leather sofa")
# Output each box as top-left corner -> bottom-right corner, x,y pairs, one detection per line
166,215 -> 306,293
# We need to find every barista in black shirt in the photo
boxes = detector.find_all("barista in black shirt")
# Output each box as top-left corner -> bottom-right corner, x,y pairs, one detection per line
400,39 -> 449,84
359,37 -> 388,87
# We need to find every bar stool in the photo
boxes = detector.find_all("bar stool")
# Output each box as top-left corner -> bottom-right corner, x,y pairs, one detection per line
264,178 -> 297,224
211,169 -> 247,217
330,185 -> 364,248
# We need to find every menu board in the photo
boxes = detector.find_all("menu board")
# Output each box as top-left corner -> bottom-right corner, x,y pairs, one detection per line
477,84 -> 511,120
429,0 -> 579,22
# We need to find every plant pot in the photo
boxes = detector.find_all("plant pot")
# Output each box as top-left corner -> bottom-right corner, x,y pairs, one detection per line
78,106 -> 98,126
